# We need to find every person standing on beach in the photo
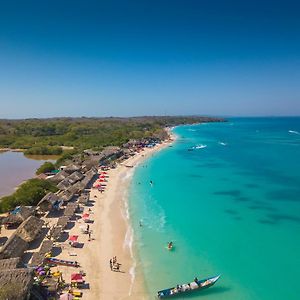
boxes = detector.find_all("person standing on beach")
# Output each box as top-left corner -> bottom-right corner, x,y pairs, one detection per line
109,259 -> 113,270
88,232 -> 91,241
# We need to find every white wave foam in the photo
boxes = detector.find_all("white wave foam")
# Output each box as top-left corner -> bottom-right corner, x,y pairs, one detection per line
128,261 -> 136,296
289,130 -> 300,135
193,144 -> 207,149
218,141 -> 227,146
123,225 -> 136,296
122,168 -> 135,181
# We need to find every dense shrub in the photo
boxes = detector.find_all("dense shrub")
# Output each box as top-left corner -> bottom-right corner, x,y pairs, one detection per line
36,162 -> 56,175
0,178 -> 58,213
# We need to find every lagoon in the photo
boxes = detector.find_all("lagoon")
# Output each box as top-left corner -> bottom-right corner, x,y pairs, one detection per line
0,151 -> 56,197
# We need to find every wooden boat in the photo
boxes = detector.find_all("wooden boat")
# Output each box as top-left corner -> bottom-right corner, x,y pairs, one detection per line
157,274 -> 220,298
45,257 -> 79,267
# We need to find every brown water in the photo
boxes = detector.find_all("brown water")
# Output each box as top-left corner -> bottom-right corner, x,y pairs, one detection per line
0,151 -> 57,197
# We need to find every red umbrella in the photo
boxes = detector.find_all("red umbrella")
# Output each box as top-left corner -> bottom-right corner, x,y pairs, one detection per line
71,273 -> 84,283
82,213 -> 89,219
101,171 -> 107,174
69,235 -> 78,242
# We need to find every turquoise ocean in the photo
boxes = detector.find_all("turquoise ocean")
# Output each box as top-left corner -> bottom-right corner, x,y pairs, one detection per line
128,117 -> 300,300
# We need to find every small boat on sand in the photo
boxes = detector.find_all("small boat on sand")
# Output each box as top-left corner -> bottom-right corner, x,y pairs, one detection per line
45,257 -> 79,267
157,274 -> 220,298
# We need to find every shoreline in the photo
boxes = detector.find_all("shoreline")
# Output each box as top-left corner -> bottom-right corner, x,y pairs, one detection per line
48,131 -> 176,299
86,134 -> 175,299
94,132 -> 176,299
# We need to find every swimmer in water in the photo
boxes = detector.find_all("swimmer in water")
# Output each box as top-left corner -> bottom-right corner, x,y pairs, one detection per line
150,180 -> 153,186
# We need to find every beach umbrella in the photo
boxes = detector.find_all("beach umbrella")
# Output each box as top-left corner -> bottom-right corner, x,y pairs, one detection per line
101,171 -> 107,174
60,293 -> 74,300
82,213 -> 89,219
71,273 -> 84,283
69,235 -> 78,242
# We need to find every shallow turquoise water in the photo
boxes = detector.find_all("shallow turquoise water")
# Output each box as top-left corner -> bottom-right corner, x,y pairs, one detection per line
129,117 -> 300,300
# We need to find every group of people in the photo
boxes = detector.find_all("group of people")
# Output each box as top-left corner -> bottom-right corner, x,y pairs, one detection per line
109,256 -> 121,272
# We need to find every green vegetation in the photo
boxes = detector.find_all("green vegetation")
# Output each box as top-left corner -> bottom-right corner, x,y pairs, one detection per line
0,116 -> 225,212
24,146 -> 63,155
0,116 -> 224,152
36,162 -> 56,175
0,179 -> 58,213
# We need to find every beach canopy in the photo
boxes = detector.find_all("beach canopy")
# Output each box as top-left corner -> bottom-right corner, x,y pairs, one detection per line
69,235 -> 78,242
71,273 -> 84,283
60,293 -> 74,300
82,213 -> 89,219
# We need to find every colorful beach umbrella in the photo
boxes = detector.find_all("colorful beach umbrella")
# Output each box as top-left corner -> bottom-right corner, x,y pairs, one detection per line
69,235 -> 78,242
82,213 -> 89,219
71,273 -> 84,283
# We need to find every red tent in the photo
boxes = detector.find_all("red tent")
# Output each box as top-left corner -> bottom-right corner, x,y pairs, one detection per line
82,213 -> 89,219
71,273 -> 84,283
69,235 -> 78,242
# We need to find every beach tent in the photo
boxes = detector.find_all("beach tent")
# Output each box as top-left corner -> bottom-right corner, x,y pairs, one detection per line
71,273 -> 84,283
68,235 -> 79,247
82,213 -> 89,218
69,235 -> 78,241
82,213 -> 90,222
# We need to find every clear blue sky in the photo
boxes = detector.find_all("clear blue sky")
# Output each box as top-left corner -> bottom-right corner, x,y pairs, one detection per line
0,0 -> 299,118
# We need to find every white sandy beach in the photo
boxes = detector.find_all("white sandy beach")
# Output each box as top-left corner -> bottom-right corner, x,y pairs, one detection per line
54,136 -> 174,299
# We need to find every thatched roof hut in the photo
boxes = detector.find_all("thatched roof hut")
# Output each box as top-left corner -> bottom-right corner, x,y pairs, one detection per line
78,193 -> 89,205
64,164 -> 81,174
37,192 -> 62,212
57,179 -> 72,191
100,146 -> 123,163
0,257 -> 22,270
39,240 -> 53,254
29,252 -> 46,267
0,234 -> 28,259
50,226 -> 63,241
48,170 -> 69,184
0,268 -> 33,300
56,216 -> 69,229
2,206 -> 36,227
57,189 -> 74,203
67,181 -> 83,195
66,171 -> 84,184
14,216 -> 44,243
63,203 -> 78,217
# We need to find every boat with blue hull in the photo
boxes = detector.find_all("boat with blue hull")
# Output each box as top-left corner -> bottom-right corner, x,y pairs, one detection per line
157,274 -> 220,298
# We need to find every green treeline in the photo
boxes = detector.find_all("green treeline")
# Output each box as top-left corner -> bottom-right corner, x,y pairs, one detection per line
0,116 -> 224,152
0,179 -> 58,213
0,116 -> 224,213
36,162 -> 56,175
